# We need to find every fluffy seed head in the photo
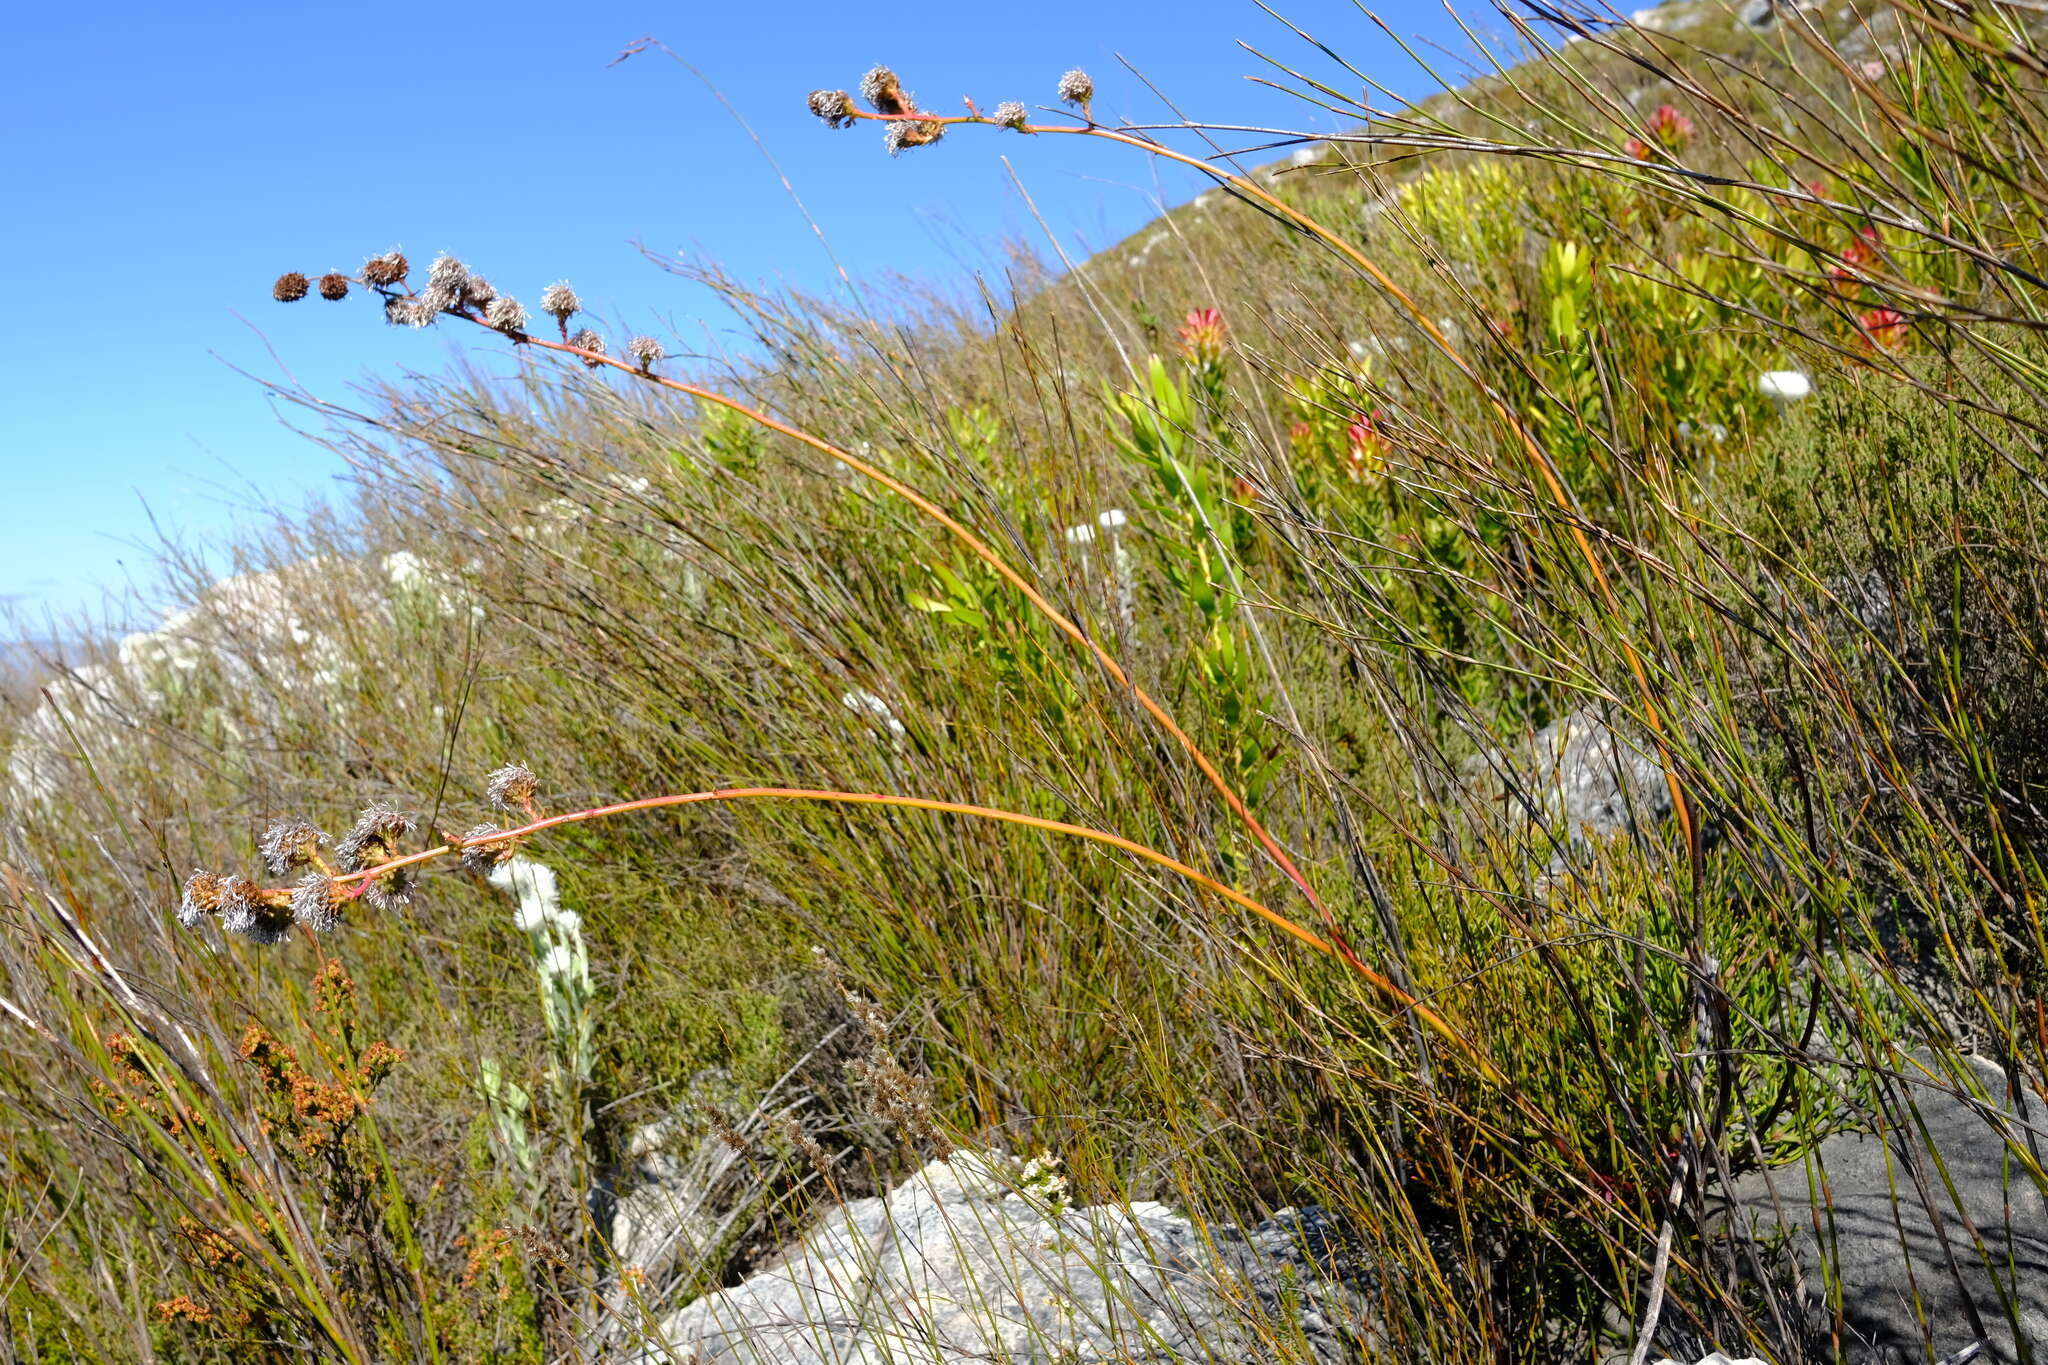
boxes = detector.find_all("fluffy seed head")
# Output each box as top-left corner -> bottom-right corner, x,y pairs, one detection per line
220,877 -> 291,945
362,252 -> 409,287
458,824 -> 519,875
860,65 -> 910,116
389,293 -> 442,328
884,118 -> 945,156
541,281 -> 580,319
569,329 -> 606,365
627,335 -> 663,370
486,296 -> 528,333
318,272 -> 350,301
486,764 -> 539,813
259,817 -> 326,876
809,89 -> 856,128
992,101 -> 1028,130
178,871 -> 225,928
423,281 -> 462,315
427,254 -> 470,295
363,868 -> 415,913
1056,68 -> 1094,110
462,275 -> 496,307
292,875 -> 342,932
273,272 -> 310,303
335,804 -> 414,872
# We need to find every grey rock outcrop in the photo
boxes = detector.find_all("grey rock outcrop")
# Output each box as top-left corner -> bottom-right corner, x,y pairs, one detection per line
626,1152 -> 1365,1364
1721,1055 -> 2048,1362
1458,704 -> 1676,879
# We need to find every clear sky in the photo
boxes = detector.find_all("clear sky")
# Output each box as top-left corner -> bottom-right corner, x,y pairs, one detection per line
1,0 -> 1488,636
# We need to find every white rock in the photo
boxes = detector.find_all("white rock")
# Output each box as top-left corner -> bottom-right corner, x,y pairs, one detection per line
635,1153 -> 1365,1364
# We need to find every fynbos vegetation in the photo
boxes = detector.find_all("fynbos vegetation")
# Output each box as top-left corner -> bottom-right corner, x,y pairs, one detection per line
6,0 -> 2048,1360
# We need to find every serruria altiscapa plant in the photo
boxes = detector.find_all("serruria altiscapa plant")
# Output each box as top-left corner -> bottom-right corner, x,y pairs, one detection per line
261,237 -> 1463,1057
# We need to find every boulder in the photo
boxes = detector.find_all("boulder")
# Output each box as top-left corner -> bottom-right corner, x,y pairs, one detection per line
627,1152 -> 1366,1364
1458,704 -> 1676,879
1721,1055 -> 2048,1361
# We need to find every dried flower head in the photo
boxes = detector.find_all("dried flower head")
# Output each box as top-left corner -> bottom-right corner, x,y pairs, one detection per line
884,118 -> 945,156
423,281 -> 463,316
259,817 -> 326,877
808,88 -> 856,128
541,281 -> 580,320
220,877 -> 292,945
486,296 -> 528,334
462,275 -> 496,308
569,328 -> 606,366
179,870 -> 226,928
458,824 -> 519,875
363,251 -> 409,287
292,874 -> 342,933
627,335 -> 663,370
390,294 -> 441,328
273,272 -> 310,303
1056,68 -> 1094,111
318,272 -> 350,301
335,805 -> 417,914
486,764 -> 540,813
991,101 -> 1029,131
427,254 -> 470,295
335,804 -> 414,872
362,867 -> 415,913
859,65 -> 911,116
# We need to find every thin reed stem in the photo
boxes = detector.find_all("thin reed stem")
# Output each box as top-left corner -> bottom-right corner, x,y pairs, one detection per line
855,105 -> 1702,866
445,312 -> 1382,967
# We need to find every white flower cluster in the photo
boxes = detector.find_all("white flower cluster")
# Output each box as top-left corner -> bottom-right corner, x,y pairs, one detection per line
488,856 -> 595,1108
842,688 -> 908,745
1063,509 -> 1135,632
1014,1149 -> 1072,1213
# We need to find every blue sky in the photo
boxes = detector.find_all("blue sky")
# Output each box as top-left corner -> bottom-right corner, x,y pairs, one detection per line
1,0 -> 1488,635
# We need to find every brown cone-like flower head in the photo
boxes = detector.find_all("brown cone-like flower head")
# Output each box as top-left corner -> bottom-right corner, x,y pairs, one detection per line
259,817 -> 327,876
1056,68 -> 1094,111
486,764 -> 539,813
362,868 -> 415,912
627,335 -> 663,371
458,824 -> 519,875
318,272 -> 350,301
541,282 -> 580,320
860,65 -> 911,116
427,254 -> 470,296
363,252 -> 409,286
178,870 -> 226,928
884,118 -> 945,156
335,804 -> 413,872
335,805 -> 416,915
809,89 -> 856,128
273,272 -> 310,302
569,329 -> 606,366
292,874 -> 342,933
463,275 -> 496,308
487,296 -> 528,334
220,876 -> 292,945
